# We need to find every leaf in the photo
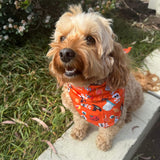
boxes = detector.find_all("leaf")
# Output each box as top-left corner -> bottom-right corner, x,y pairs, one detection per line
52,132 -> 57,136
66,121 -> 73,128
140,156 -> 151,160
1,120 -> 16,125
42,107 -> 52,114
60,106 -> 65,114
31,117 -> 49,130
141,36 -> 154,43
131,41 -> 137,45
41,140 -> 57,154
11,118 -> 28,127
132,154 -> 144,160
132,125 -> 139,132
27,100 -> 33,111
133,154 -> 151,160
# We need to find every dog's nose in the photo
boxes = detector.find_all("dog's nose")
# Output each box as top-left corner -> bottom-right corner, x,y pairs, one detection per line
59,48 -> 76,63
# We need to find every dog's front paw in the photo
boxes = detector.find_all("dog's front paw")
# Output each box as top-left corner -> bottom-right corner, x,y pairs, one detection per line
96,135 -> 112,151
71,127 -> 87,141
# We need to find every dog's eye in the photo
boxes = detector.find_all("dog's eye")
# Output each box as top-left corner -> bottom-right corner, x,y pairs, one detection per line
86,35 -> 95,45
108,52 -> 113,57
60,36 -> 65,42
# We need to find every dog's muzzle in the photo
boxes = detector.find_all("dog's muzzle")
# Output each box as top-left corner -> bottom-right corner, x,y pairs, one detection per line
59,48 -> 80,77
59,48 -> 76,63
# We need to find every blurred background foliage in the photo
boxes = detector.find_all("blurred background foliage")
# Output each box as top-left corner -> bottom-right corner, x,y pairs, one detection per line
0,0 -> 115,45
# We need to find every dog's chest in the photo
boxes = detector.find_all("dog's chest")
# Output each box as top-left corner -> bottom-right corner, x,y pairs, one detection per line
68,83 -> 125,128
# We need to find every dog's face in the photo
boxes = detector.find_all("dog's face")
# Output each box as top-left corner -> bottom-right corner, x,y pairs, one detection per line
47,5 -> 129,89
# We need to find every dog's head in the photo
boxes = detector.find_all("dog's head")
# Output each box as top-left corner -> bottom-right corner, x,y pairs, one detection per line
47,5 -> 129,90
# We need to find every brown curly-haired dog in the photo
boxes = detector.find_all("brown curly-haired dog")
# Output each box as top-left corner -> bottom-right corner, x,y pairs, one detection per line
47,5 -> 144,151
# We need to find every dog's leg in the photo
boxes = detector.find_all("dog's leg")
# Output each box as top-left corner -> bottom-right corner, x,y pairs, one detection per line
96,107 -> 126,151
125,111 -> 132,123
96,124 -> 123,151
71,113 -> 89,141
124,74 -> 144,123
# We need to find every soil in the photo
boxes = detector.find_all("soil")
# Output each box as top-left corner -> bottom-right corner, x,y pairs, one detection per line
117,0 -> 160,30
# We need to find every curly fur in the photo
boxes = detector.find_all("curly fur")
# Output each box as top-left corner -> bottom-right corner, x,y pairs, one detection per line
47,5 -> 144,151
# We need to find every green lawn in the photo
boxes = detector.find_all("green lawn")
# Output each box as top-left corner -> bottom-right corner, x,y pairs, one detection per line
0,31 -> 73,159
0,17 -> 160,159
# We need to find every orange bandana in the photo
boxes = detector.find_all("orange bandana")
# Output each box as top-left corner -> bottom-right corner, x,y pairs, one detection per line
68,83 -> 125,128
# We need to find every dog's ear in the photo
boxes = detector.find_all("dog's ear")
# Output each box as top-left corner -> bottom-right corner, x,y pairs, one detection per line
46,47 -> 55,76
46,48 -> 54,58
97,17 -> 115,57
49,60 -> 64,86
107,42 -> 130,90
48,61 -> 55,77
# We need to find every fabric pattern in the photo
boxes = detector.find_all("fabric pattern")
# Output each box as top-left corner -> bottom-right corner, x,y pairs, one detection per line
68,83 -> 125,128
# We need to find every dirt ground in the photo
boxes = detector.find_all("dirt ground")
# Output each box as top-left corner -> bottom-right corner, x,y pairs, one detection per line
117,0 -> 160,31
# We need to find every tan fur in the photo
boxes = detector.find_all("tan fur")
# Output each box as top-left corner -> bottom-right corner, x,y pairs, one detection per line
47,5 -> 144,151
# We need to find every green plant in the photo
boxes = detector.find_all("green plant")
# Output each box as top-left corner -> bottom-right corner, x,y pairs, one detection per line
0,0 -> 78,45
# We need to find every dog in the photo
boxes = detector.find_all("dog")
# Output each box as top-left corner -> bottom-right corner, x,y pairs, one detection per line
47,5 -> 144,151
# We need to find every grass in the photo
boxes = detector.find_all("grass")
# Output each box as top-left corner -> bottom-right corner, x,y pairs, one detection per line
0,16 -> 160,159
0,32 -> 73,159
112,16 -> 160,68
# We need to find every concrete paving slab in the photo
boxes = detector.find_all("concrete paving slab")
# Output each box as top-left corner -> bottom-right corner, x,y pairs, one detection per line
38,94 -> 160,160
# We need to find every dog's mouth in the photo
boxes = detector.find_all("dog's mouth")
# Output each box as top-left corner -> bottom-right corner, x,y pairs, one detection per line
64,67 -> 81,77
